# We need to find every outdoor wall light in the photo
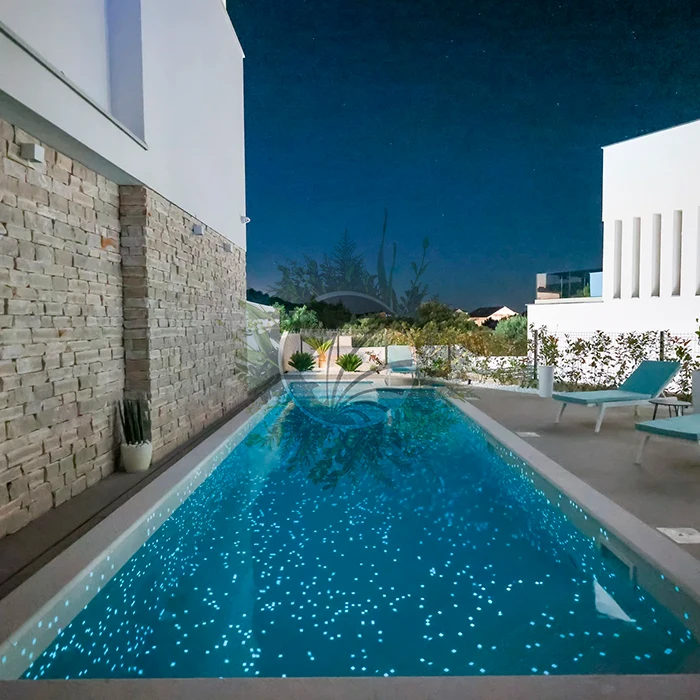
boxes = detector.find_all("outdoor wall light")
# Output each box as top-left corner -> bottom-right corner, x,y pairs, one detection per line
192,224 -> 204,236
240,215 -> 251,224
223,242 -> 233,253
20,143 -> 45,163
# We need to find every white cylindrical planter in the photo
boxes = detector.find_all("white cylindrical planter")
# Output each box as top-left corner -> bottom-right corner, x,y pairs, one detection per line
693,370 -> 700,413
538,365 -> 555,398
121,442 -> 153,473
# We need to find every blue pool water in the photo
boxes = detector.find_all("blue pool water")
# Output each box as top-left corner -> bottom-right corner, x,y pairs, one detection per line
24,387 -> 699,678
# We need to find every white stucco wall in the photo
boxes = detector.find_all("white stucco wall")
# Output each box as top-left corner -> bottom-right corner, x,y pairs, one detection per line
601,119 -> 700,303
529,119 -> 700,335
0,0 -> 111,109
527,297 -> 700,335
0,0 -> 247,249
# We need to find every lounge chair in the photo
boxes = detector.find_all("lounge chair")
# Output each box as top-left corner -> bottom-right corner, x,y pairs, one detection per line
386,345 -> 417,385
634,413 -> 700,464
553,360 -> 680,433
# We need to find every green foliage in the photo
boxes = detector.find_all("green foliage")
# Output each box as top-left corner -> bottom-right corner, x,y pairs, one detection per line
246,288 -> 295,310
289,351 -> 315,372
118,398 -> 151,445
275,304 -> 321,333
424,357 -> 449,378
525,326 -> 699,396
415,300 -> 474,330
494,314 -> 527,352
304,336 -> 334,367
336,353 -> 363,372
304,336 -> 334,354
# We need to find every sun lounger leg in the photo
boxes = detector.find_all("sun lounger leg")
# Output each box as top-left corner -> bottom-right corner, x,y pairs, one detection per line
634,404 -> 640,417
635,434 -> 650,465
555,402 -> 567,424
595,404 -> 606,433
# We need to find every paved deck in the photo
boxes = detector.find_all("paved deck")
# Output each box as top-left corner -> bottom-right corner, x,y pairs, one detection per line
471,388 -> 700,560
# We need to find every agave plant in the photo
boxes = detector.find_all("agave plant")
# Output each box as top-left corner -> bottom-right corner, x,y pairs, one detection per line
118,398 -> 152,445
289,351 -> 315,372
336,353 -> 362,372
304,336 -> 334,368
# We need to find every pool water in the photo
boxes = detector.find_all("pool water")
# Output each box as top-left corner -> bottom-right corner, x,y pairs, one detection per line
25,388 -> 699,679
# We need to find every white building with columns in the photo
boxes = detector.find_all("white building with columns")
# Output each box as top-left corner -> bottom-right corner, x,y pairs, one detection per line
528,119 -> 700,334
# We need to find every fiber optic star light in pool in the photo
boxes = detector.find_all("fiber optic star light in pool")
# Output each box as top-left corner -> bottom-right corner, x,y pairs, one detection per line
20,388 -> 700,679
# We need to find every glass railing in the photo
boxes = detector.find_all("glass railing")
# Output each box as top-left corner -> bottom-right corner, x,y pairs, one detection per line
536,269 -> 602,300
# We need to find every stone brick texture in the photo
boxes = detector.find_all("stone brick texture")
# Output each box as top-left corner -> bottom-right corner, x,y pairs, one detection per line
0,118 -> 247,538
0,118 -> 123,537
120,185 -> 247,461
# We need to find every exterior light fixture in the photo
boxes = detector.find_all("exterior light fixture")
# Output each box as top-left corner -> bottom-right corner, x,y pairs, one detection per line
223,242 -> 233,253
20,143 -> 45,163
192,224 -> 204,236
240,215 -> 251,224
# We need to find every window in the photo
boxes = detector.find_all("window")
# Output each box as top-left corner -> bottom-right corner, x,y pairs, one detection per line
651,214 -> 661,297
613,220 -> 622,299
672,210 -> 682,296
631,217 -> 641,298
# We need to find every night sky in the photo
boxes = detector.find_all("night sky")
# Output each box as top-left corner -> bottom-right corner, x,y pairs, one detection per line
228,0 -> 700,312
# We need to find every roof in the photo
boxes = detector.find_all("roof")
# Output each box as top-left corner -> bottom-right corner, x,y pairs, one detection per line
468,306 -> 515,318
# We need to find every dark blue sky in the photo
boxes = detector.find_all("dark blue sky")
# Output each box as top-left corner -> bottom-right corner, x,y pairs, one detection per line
229,0 -> 700,311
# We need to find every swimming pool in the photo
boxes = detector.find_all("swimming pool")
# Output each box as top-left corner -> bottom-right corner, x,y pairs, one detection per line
6,386 -> 700,678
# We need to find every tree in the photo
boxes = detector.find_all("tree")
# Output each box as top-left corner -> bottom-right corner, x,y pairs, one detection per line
274,304 -> 321,332
415,300 -> 476,331
494,314 -> 527,352
271,213 -> 430,316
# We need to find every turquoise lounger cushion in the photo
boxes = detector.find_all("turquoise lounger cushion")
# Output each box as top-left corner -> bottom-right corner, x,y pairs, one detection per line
552,390 -> 651,405
636,414 -> 700,441
620,360 -> 680,396
389,367 -> 415,374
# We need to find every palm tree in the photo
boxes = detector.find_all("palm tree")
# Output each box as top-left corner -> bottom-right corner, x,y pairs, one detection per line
304,336 -> 334,368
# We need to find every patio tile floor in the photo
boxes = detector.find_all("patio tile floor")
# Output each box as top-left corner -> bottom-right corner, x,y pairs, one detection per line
470,387 -> 700,561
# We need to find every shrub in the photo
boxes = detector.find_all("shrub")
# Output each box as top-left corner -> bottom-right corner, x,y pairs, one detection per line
275,304 -> 321,332
494,315 -> 527,353
118,398 -> 151,445
336,353 -> 363,371
289,351 -> 315,371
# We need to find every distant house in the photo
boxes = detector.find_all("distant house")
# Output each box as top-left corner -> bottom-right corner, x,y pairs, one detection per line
467,306 -> 519,327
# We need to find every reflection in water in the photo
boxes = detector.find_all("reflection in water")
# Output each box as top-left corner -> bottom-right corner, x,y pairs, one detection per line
246,388 -> 459,491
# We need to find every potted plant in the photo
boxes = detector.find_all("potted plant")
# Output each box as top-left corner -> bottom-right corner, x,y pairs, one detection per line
304,337 -> 334,369
118,398 -> 152,473
336,353 -> 363,372
537,328 -> 559,398
289,351 -> 315,372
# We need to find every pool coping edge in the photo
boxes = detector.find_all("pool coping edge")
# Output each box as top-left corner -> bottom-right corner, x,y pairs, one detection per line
446,395 -> 700,608
0,383 -> 285,679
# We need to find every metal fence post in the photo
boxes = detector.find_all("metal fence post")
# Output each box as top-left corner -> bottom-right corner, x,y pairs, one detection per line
659,331 -> 665,361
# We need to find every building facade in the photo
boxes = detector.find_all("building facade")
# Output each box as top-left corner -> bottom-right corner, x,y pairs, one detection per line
467,306 -> 519,327
528,119 -> 700,335
0,0 -> 248,536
